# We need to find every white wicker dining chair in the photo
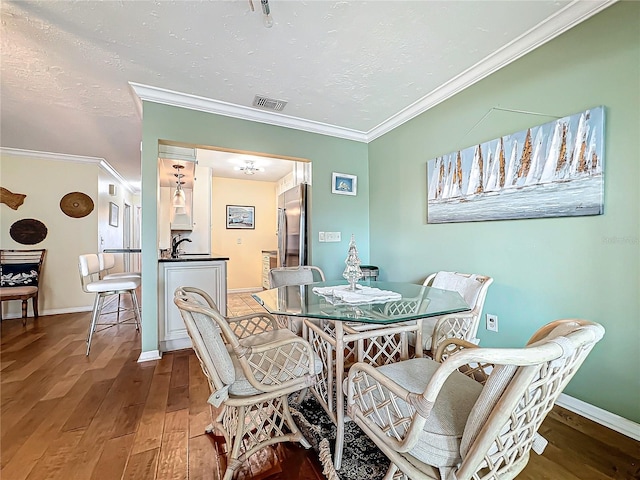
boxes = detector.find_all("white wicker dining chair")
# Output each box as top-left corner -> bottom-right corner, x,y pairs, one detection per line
417,271 -> 494,355
174,286 -> 322,480
268,265 -> 326,335
346,319 -> 604,480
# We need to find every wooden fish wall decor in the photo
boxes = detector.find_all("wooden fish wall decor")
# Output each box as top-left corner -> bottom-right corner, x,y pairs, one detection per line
0,187 -> 27,210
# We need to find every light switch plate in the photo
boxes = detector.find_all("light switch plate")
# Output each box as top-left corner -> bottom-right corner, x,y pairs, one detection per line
325,232 -> 341,242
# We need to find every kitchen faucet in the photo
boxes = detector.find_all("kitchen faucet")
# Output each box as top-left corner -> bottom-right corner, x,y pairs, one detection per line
171,236 -> 192,258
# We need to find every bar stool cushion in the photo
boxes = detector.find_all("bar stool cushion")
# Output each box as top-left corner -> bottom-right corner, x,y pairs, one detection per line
85,277 -> 140,293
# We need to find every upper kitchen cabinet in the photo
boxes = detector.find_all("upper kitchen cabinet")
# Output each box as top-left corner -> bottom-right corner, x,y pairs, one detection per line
158,146 -> 212,253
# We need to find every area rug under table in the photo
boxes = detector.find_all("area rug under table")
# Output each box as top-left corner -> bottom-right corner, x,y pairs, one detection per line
290,397 -> 389,480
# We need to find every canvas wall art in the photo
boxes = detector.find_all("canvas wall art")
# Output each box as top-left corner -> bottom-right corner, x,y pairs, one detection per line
427,106 -> 605,224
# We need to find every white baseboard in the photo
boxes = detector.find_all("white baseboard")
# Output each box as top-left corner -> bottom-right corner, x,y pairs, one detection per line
556,393 -> 640,441
137,350 -> 162,363
160,337 -> 193,352
228,287 -> 263,293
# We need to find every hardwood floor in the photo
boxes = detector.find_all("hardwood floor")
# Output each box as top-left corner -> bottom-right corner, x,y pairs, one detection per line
1,292 -> 638,480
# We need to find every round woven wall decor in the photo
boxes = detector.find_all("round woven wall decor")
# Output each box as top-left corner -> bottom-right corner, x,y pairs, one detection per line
60,191 -> 94,218
9,218 -> 48,245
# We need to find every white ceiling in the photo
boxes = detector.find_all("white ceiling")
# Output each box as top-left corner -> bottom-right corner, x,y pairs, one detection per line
0,0 -> 614,191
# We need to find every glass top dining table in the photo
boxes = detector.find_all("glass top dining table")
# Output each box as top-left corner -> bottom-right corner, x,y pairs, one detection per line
252,279 -> 471,471
251,280 -> 470,325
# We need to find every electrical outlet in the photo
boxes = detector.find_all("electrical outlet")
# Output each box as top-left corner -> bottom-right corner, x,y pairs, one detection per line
486,314 -> 498,332
325,232 -> 341,242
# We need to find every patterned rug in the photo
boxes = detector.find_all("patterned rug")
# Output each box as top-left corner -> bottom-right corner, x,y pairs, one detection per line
290,396 -> 389,480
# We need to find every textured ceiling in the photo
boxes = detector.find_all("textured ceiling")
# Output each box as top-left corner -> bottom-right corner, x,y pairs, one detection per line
0,1 -> 614,190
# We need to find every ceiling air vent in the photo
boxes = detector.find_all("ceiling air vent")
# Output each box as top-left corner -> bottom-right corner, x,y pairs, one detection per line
253,95 -> 287,112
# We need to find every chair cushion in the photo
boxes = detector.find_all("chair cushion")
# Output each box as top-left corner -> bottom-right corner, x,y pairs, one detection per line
0,285 -> 38,297
431,272 -> 483,308
1,263 -> 40,287
189,309 -> 236,386
375,357 -> 483,467
269,268 -> 314,288
228,328 -> 323,396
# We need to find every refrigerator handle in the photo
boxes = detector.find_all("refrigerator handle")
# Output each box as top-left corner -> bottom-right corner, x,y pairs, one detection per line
277,208 -> 287,267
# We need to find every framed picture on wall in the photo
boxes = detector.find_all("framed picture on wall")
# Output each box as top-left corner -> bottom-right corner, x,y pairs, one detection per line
332,172 -> 357,196
226,205 -> 255,229
109,202 -> 119,227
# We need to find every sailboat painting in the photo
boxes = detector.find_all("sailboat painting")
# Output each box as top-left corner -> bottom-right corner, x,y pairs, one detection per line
427,106 -> 605,224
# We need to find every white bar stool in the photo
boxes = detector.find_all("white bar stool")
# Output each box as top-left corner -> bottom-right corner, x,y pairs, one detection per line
98,252 -> 142,322
98,252 -> 141,279
78,254 -> 141,355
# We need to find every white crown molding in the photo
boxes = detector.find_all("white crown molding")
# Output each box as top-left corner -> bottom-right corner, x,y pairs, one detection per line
366,0 -> 617,141
0,147 -> 138,194
556,393 -> 640,441
129,82 -> 369,143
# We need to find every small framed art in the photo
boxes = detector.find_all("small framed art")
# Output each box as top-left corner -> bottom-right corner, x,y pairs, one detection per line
331,172 -> 357,196
226,205 -> 255,229
109,202 -> 119,227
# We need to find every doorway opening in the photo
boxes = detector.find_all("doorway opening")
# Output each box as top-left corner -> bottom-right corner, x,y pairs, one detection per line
198,148 -> 311,293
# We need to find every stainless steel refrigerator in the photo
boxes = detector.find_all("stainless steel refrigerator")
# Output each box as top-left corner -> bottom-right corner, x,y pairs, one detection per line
277,184 -> 308,267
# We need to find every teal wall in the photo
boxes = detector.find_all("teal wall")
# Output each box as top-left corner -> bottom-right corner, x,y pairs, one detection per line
140,104 -> 369,352
368,2 -> 639,422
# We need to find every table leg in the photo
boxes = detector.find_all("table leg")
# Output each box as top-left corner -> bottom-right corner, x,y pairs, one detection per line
333,320 -> 345,470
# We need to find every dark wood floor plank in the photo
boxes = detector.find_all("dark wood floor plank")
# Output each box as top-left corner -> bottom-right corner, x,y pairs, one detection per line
0,397 -> 69,480
61,378 -> 115,431
188,434 -> 220,480
112,402 -> 145,438
169,351 -> 190,388
518,451 -> 584,480
156,408 -> 189,480
548,406 -> 640,459
536,415 -> 640,479
1,397 -> 61,468
23,429 -> 85,480
167,384 -> 190,413
121,447 -> 160,480
188,352 -> 212,438
131,360 -> 173,455
1,332 -> 45,353
89,432 -> 135,480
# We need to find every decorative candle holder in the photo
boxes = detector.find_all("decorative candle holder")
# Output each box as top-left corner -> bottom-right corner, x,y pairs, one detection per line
343,234 -> 363,291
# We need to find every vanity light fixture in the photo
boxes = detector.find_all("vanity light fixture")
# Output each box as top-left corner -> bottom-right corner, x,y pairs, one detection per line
234,161 -> 264,175
172,165 -> 187,212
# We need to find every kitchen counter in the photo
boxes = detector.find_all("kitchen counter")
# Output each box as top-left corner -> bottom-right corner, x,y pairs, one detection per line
158,254 -> 229,262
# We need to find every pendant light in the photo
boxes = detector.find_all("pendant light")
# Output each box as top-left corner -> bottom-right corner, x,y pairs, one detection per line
172,165 -> 186,213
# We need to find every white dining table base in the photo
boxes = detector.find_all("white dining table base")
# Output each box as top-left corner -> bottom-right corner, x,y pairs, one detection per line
304,318 -> 423,470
